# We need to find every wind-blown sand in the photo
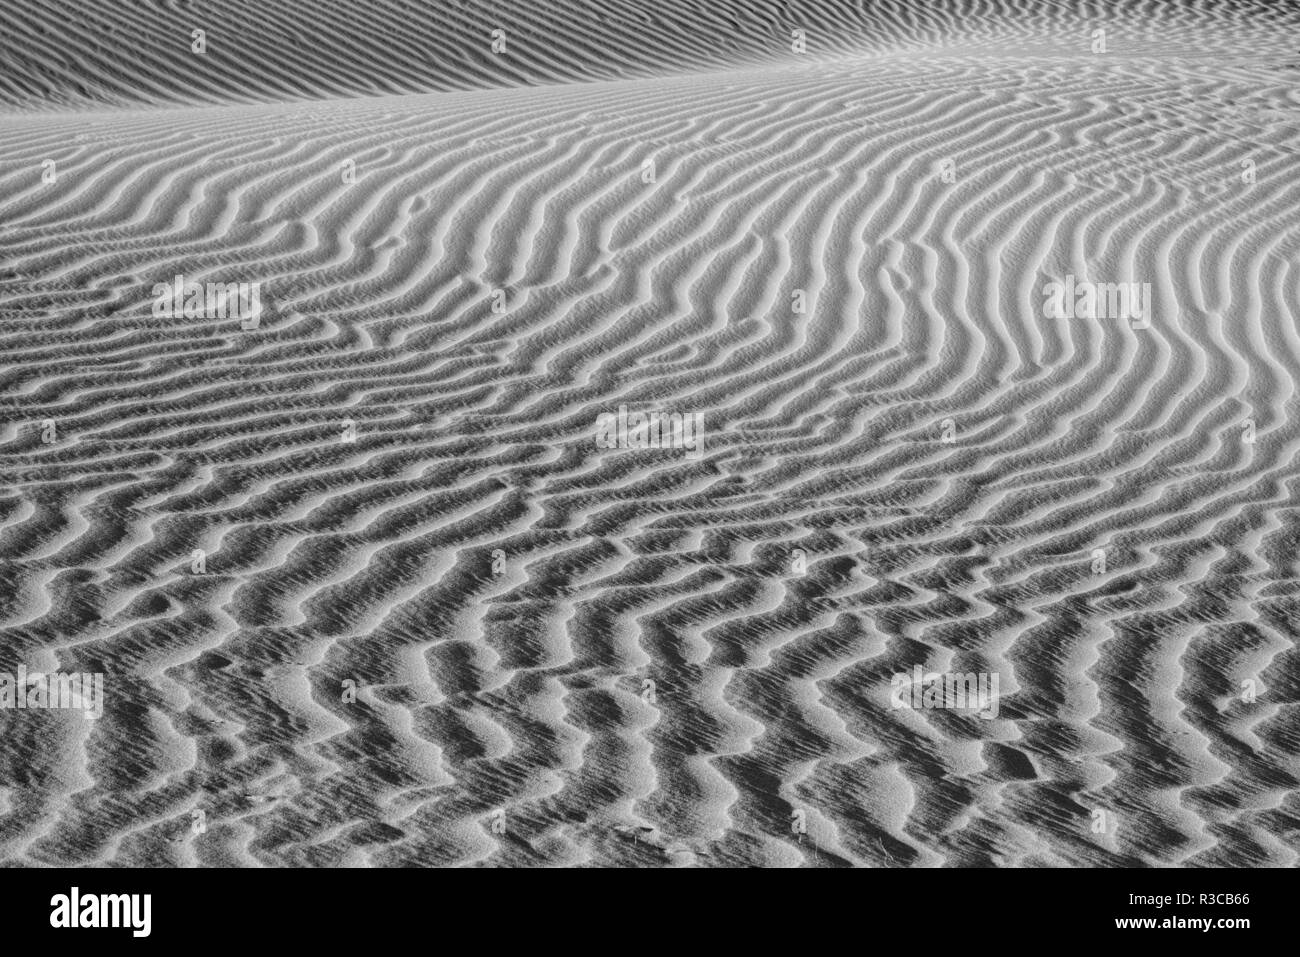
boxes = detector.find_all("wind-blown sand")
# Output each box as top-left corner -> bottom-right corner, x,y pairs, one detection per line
1,0 -> 1298,866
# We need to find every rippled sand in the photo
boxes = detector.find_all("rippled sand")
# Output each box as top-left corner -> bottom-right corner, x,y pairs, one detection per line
1,0 -> 1298,866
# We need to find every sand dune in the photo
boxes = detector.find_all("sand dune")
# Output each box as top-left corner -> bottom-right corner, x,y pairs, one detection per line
1,0 -> 1298,866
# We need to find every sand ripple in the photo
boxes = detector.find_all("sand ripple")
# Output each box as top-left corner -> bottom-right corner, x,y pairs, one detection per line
1,0 -> 1298,866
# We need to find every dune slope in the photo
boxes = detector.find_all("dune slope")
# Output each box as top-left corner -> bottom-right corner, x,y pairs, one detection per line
1,0 -> 1298,866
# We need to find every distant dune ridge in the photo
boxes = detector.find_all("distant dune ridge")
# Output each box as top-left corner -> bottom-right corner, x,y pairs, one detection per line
0,0 -> 1298,867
